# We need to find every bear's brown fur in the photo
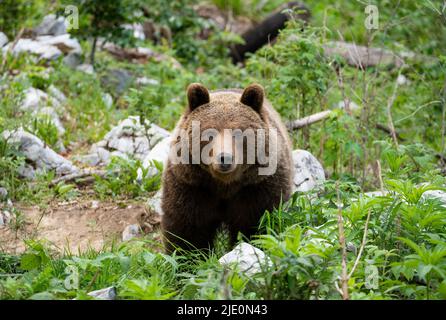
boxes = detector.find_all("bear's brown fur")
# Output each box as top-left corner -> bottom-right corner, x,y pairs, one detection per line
161,83 -> 293,252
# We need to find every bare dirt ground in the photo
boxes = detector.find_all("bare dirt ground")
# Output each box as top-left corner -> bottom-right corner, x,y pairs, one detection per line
0,199 -> 161,255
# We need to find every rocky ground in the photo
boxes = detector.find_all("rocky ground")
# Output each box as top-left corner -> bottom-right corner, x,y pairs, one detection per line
0,200 -> 153,254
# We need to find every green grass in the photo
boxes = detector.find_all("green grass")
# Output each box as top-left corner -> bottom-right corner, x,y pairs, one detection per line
1,176 -> 446,300
94,157 -> 163,199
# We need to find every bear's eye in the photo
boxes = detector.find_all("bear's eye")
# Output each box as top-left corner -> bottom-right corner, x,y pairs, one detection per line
201,129 -> 217,142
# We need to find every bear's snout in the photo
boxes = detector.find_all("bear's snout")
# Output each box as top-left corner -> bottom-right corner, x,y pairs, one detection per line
215,152 -> 234,172
209,130 -> 237,175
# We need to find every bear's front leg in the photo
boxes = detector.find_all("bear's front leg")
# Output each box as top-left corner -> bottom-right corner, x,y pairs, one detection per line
161,181 -> 221,253
225,177 -> 291,244
161,214 -> 219,253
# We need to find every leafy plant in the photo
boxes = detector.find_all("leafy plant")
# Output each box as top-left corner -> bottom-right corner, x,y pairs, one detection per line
94,157 -> 162,199
0,0 -> 34,38
0,136 -> 26,201
247,20 -> 330,120
31,116 -> 60,151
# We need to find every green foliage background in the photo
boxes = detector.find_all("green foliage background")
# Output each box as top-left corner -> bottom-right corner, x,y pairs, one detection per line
0,0 -> 446,300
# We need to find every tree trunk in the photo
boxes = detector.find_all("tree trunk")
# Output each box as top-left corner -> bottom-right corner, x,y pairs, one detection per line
90,36 -> 98,66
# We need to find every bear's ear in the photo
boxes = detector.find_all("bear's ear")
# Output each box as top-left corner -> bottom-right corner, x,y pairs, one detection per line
187,83 -> 210,111
240,83 -> 264,113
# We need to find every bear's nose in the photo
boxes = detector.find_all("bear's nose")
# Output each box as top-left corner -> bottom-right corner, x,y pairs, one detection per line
217,153 -> 233,171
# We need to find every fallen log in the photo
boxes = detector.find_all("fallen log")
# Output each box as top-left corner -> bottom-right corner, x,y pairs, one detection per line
102,42 -> 182,69
286,110 -> 332,130
322,41 -> 438,70
375,123 -> 405,141
286,109 -> 405,141
286,109 -> 446,163
51,169 -> 107,186
322,41 -> 404,69
230,1 -> 310,63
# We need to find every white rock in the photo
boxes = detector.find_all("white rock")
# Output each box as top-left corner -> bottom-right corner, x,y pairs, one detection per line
74,153 -> 101,167
41,46 -> 63,61
37,34 -> 82,54
113,117 -> 138,136
76,63 -> 95,75
133,47 -> 154,57
136,77 -> 159,86
110,150 -> 129,160
422,190 -> 446,207
219,243 -> 272,276
21,88 -> 51,111
88,116 -> 170,165
364,190 -> 388,197
84,145 -> 111,166
147,124 -> 171,147
365,187 -> 446,208
63,51 -> 82,68
146,189 -> 163,216
397,74 -> 409,85
142,136 -> 170,172
7,38 -> 63,60
96,147 -> 111,163
20,88 -> 65,138
323,41 -> 404,68
135,137 -> 152,155
47,85 -> 67,104
108,136 -> 135,154
0,210 -> 11,227
87,287 -> 116,300
122,224 -> 141,241
101,68 -> 133,94
0,187 -> 8,200
0,32 -> 8,48
136,167 -> 144,183
18,164 -> 36,180
337,100 -> 360,112
34,14 -> 67,36
1,128 -> 78,179
91,200 -> 99,209
292,149 -> 325,192
102,93 -> 113,109
123,23 -> 145,40
399,51 -> 416,59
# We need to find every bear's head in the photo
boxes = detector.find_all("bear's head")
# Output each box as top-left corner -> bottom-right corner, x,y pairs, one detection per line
171,83 -> 276,184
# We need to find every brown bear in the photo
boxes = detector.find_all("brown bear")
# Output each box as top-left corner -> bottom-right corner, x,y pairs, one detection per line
160,83 -> 294,253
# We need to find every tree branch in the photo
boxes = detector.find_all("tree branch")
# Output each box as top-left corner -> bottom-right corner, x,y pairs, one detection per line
286,110 -> 332,130
348,209 -> 372,279
51,169 -> 107,186
386,70 -> 402,147
336,182 -> 349,300
286,110 -> 406,142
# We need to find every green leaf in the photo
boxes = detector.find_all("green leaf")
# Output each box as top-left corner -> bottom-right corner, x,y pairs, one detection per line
417,264 -> 432,281
29,292 -> 55,300
365,265 -> 380,290
20,253 -> 41,271
438,280 -> 446,299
